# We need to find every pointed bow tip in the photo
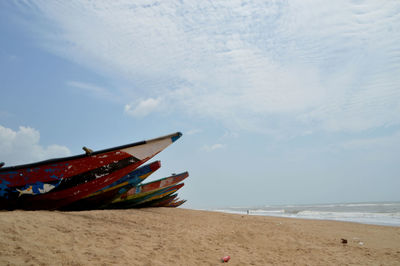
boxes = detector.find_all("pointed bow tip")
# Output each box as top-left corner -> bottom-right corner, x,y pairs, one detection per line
171,132 -> 183,142
150,160 -> 162,171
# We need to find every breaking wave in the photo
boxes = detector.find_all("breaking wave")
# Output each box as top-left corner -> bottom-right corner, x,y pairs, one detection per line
214,202 -> 400,226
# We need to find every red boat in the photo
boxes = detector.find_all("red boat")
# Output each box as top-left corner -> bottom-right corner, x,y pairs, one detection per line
61,161 -> 161,211
0,132 -> 182,210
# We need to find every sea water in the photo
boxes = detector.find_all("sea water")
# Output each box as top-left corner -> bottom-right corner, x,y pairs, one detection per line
213,202 -> 400,227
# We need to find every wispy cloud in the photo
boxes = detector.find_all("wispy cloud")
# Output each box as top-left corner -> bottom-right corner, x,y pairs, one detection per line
201,143 -> 225,152
124,97 -> 161,117
67,80 -> 117,101
13,0 -> 400,135
0,125 -> 71,166
186,129 -> 202,136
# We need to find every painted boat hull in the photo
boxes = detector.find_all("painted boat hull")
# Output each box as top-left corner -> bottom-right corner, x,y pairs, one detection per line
143,193 -> 178,208
62,161 -> 161,211
107,182 -> 184,209
129,183 -> 185,207
86,160 -> 161,197
21,160 -> 139,210
107,171 -> 188,206
0,132 -> 182,210
135,193 -> 178,208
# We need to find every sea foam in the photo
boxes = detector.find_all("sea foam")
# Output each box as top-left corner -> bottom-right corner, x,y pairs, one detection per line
214,202 -> 400,227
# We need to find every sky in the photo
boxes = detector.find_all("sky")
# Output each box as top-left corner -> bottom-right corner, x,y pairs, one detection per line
0,0 -> 399,209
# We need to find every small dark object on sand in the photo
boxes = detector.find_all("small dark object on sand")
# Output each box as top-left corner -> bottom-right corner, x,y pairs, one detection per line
341,238 -> 348,244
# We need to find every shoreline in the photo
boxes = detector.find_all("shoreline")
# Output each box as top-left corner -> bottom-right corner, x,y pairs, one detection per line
1,208 -> 399,265
208,201 -> 400,228
208,208 -> 400,227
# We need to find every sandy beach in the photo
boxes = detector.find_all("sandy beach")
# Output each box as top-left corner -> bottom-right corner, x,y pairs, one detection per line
0,208 -> 399,265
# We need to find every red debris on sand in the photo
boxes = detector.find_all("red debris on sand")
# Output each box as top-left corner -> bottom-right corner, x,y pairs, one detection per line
221,255 -> 231,263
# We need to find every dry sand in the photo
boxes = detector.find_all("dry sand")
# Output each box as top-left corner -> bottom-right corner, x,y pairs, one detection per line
1,208 -> 399,265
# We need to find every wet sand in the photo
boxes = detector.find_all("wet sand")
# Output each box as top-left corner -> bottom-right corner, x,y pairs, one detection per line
1,208 -> 399,265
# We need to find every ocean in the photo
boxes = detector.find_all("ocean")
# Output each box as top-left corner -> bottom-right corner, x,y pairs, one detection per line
213,202 -> 400,227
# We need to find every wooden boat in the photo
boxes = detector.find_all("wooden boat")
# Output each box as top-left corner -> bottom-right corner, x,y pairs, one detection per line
84,160 -> 161,198
107,182 -> 185,209
106,171 -> 188,208
145,194 -> 186,208
140,193 -> 178,208
132,183 -> 184,207
61,161 -> 161,211
0,132 -> 182,210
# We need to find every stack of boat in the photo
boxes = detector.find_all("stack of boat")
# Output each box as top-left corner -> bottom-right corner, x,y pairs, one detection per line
0,132 -> 187,211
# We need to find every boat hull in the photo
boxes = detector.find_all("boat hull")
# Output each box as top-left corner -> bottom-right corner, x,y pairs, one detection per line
0,132 -> 182,210
109,171 -> 188,206
135,193 -> 178,208
107,182 -> 185,209
62,161 -> 161,211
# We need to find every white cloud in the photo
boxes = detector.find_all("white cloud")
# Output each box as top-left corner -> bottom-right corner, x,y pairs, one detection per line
201,143 -> 225,152
186,129 -> 202,136
14,0 -> 400,135
0,125 -> 71,166
67,80 -> 117,101
124,97 -> 161,117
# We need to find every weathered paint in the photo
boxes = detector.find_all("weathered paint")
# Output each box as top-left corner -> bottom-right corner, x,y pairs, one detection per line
87,160 -> 161,197
7,156 -> 141,210
107,182 -> 184,209
142,193 -> 178,208
127,183 -> 185,207
0,180 -> 11,197
16,181 -> 60,196
62,161 -> 163,211
0,132 -> 180,188
0,132 -> 182,210
112,171 -> 188,203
